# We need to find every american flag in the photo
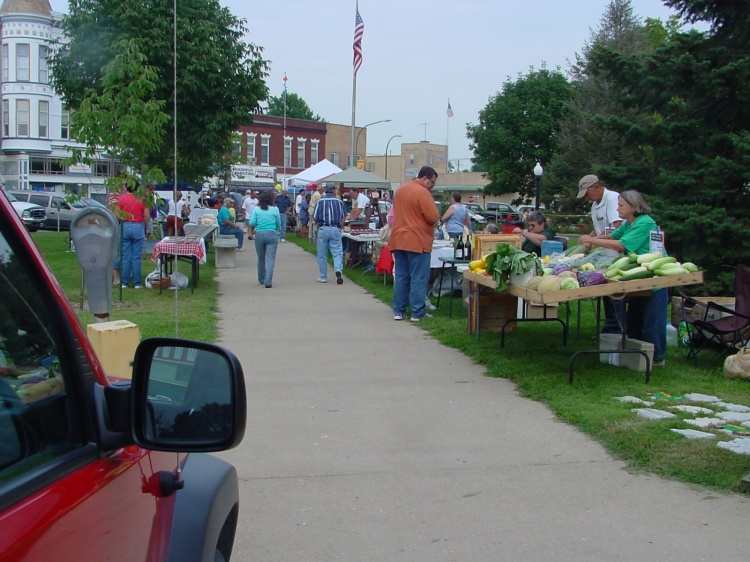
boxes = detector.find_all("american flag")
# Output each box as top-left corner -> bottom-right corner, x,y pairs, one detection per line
353,6 -> 364,75
446,101 -> 454,118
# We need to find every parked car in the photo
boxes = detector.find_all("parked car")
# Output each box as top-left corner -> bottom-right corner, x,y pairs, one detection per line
481,202 -> 523,226
10,191 -> 106,230
2,189 -> 46,231
0,191 -> 247,562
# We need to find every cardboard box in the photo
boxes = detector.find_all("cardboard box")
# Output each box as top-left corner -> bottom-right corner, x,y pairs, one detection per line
599,334 -> 654,372
87,320 -> 141,379
525,302 -> 559,320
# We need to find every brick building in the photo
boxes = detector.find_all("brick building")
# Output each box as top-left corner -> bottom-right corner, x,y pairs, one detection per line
237,115 -> 326,177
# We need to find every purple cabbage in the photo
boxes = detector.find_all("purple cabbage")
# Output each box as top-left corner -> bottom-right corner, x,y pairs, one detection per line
577,271 -> 607,286
552,263 -> 571,275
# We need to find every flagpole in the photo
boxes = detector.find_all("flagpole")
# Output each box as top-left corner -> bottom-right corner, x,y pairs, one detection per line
282,73 -> 287,183
351,67 -> 357,167
446,98 -> 450,173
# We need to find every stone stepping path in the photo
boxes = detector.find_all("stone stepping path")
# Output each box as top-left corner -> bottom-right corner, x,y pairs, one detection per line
616,392 -> 750,455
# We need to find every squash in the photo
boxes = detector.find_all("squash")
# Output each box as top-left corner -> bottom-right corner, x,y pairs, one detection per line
559,270 -> 578,280
538,275 -> 562,293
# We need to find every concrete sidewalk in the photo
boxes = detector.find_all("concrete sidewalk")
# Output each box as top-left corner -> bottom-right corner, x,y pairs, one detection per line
218,240 -> 750,562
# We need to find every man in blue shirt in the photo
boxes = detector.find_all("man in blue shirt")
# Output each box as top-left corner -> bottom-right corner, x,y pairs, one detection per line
314,185 -> 345,285
274,190 -> 292,242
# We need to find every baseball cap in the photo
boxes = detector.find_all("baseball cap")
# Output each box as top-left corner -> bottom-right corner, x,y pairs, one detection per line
577,174 -> 600,198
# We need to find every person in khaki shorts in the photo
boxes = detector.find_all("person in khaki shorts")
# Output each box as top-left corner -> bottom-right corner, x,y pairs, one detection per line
308,183 -> 323,242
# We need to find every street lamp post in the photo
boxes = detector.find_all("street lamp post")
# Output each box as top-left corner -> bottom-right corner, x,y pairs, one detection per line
384,134 -> 402,184
353,119 -> 391,167
533,161 -> 544,210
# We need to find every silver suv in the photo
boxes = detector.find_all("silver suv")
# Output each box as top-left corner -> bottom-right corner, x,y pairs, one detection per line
2,189 -> 46,231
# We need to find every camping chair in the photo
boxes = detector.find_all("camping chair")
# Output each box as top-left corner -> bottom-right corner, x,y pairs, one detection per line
680,265 -> 750,360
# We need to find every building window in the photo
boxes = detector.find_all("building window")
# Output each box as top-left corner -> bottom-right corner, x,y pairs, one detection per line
30,157 -> 45,174
311,140 -> 319,164
94,160 -> 110,177
260,134 -> 270,166
38,45 -> 48,84
246,133 -> 256,164
16,99 -> 29,136
38,100 -> 48,137
61,108 -> 69,139
283,137 -> 291,168
296,138 -> 306,169
2,45 -> 8,82
2,99 -> 8,137
232,135 -> 241,159
16,44 -> 30,81
49,159 -> 64,175
366,162 -> 375,172
329,152 -> 338,166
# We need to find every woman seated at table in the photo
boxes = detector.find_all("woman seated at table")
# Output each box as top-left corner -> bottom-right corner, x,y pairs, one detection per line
579,190 -> 667,366
513,211 -> 555,256
217,198 -> 244,250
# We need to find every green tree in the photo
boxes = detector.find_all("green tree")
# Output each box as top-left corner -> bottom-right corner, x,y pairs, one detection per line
543,0 -> 655,210
467,67 -> 571,201
70,39 -> 168,191
266,92 -> 323,121
589,0 -> 750,292
51,0 -> 268,185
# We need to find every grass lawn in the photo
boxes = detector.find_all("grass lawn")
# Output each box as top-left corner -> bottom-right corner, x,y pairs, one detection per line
290,233 -> 750,493
32,231 -> 218,342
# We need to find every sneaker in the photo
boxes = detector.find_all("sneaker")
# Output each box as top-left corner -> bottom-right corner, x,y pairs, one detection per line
133,285 -> 142,289
336,271 -> 343,285
121,284 -> 128,289
317,278 -> 328,283
410,313 -> 433,323
653,359 -> 666,368
265,284 -> 272,288
393,313 -> 404,321
280,239 -> 287,243
425,300 -> 437,312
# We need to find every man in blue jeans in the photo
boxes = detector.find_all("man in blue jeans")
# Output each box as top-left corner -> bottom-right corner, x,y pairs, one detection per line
314,185 -> 345,285
389,166 -> 440,321
275,190 -> 292,242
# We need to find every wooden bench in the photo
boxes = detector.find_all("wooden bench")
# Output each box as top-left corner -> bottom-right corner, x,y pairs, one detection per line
214,235 -> 238,268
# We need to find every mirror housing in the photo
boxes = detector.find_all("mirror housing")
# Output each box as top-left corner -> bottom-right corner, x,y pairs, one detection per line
130,338 -> 246,452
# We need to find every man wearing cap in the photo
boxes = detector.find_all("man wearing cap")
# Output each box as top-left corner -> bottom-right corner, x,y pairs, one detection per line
314,185 -> 346,285
577,174 -> 622,236
578,174 -> 623,333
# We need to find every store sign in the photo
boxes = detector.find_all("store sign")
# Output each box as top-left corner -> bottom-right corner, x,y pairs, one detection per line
231,165 -> 275,183
68,163 -> 92,174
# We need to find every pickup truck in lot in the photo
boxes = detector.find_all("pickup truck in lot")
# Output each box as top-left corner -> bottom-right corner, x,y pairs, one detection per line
0,191 -> 247,562
2,189 -> 46,231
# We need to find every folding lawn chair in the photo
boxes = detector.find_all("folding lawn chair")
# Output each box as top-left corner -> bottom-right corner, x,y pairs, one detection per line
679,265 -> 750,360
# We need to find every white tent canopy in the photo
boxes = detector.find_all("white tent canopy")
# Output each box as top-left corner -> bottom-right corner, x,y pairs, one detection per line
288,159 -> 342,186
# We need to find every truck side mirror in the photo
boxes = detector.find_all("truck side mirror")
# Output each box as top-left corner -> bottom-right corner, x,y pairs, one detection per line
130,338 -> 247,452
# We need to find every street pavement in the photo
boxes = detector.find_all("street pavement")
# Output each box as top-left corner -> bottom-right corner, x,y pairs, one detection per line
218,239 -> 750,562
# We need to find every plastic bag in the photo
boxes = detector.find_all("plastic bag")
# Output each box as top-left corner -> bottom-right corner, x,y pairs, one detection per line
724,349 -> 750,380
170,271 -> 189,289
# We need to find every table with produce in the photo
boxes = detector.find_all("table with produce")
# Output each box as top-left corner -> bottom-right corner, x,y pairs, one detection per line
463,243 -> 703,381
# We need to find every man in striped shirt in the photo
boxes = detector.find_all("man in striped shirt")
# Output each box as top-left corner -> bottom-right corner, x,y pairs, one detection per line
314,185 -> 346,284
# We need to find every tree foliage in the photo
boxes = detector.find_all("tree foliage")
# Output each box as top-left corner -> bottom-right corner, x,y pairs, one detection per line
266,92 -> 323,121
588,0 -> 750,292
467,68 -> 571,201
544,0 -> 656,210
51,0 -> 268,184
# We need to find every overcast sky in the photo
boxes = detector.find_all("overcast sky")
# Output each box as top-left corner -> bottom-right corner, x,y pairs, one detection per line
50,0 -> 680,166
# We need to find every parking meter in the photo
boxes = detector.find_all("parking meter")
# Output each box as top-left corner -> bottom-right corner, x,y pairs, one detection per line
71,208 -> 118,318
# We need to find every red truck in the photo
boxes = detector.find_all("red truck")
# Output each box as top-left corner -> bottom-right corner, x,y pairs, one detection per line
0,192 -> 247,562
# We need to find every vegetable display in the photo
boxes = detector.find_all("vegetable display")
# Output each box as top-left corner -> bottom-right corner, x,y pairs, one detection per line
486,244 -> 542,292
